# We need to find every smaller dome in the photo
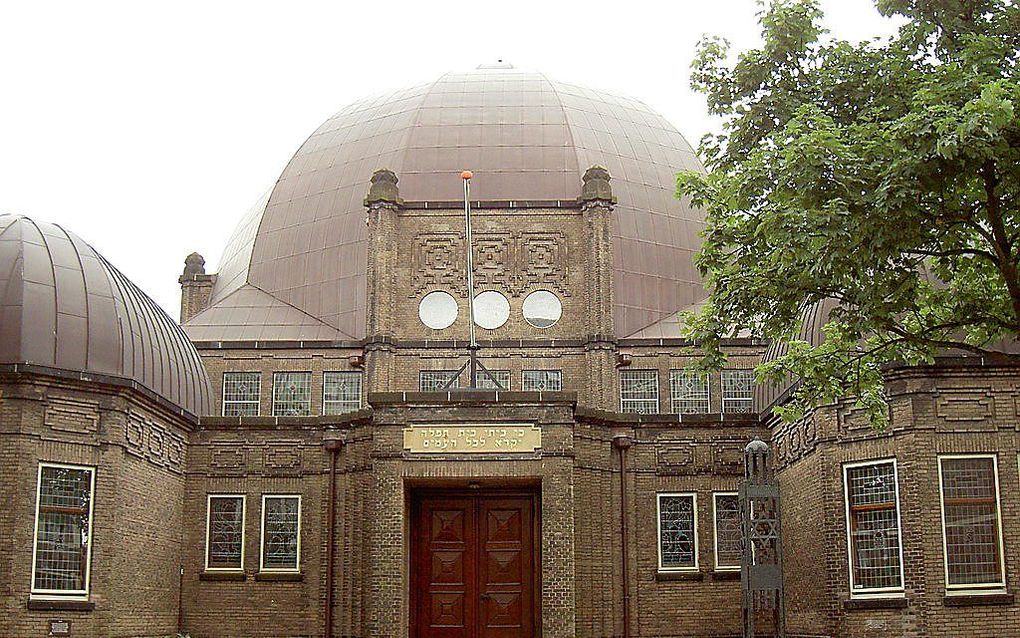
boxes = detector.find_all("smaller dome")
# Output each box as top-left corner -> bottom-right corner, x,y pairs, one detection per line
0,214 -> 212,416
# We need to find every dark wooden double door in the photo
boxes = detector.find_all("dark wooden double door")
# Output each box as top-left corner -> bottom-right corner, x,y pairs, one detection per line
411,491 -> 538,638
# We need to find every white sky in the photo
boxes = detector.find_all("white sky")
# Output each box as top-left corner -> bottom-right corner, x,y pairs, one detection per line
0,0 -> 901,317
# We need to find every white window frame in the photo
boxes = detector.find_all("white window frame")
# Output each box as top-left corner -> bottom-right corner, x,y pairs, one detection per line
205,494 -> 246,572
620,369 -> 660,414
30,462 -> 96,599
712,492 -> 740,571
522,369 -> 562,392
474,369 -> 511,390
322,371 -> 363,415
670,369 -> 711,414
221,371 -> 261,416
656,492 -> 699,572
419,370 -> 461,392
272,371 -> 313,416
259,495 -> 302,573
721,369 -> 754,413
842,458 -> 906,598
938,454 -> 1007,594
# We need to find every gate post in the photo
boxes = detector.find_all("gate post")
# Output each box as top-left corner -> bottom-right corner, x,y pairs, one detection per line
739,437 -> 786,638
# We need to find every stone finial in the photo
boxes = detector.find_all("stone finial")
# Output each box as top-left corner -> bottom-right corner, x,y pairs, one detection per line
364,168 -> 402,206
580,165 -> 616,204
183,252 -> 206,276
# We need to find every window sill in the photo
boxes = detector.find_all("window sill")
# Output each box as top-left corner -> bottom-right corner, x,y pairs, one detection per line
711,569 -> 741,581
255,571 -> 303,582
844,596 -> 908,611
943,592 -> 1014,607
27,598 -> 95,612
199,570 -> 247,582
656,570 -> 704,582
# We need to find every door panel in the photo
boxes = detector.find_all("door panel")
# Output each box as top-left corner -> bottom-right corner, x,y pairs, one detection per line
412,492 -> 536,638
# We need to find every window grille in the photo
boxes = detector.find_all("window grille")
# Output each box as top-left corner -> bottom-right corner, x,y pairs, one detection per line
222,372 -> 261,416
261,496 -> 301,572
713,493 -> 741,569
658,493 -> 697,570
670,370 -> 711,414
844,460 -> 903,593
939,456 -> 1004,588
206,495 -> 245,570
621,370 -> 659,414
721,369 -> 754,413
419,370 -> 460,392
32,464 -> 95,596
273,372 -> 312,416
522,370 -> 563,392
474,369 -> 511,390
323,372 -> 362,415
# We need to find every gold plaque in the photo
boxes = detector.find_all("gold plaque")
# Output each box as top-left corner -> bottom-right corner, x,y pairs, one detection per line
403,423 -> 541,454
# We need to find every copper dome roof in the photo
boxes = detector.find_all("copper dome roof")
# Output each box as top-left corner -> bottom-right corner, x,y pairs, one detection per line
0,214 -> 213,416
202,67 -> 708,339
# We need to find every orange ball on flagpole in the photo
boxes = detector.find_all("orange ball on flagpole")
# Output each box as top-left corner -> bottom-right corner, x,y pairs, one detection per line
461,170 -> 473,180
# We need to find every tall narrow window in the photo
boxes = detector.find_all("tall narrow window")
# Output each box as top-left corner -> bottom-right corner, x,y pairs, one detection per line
419,370 -> 460,392
273,372 -> 312,416
844,460 -> 904,595
657,493 -> 698,571
222,372 -> 261,416
721,369 -> 754,413
621,370 -> 659,414
670,370 -> 711,414
713,493 -> 741,570
939,455 -> 1005,591
32,464 -> 95,597
522,369 -> 562,391
261,495 -> 301,572
323,371 -> 362,415
206,495 -> 245,570
474,369 -> 511,390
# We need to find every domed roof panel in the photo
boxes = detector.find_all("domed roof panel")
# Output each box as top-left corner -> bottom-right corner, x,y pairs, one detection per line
207,68 -> 709,339
0,214 -> 212,416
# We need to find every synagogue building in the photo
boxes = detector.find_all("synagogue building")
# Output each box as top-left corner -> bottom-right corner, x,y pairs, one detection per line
2,66 -> 1019,638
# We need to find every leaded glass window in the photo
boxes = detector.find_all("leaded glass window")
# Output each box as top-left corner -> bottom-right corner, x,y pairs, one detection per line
206,495 -> 245,570
222,372 -> 261,416
721,369 -> 754,413
474,369 -> 510,390
261,496 -> 301,572
522,370 -> 562,392
419,370 -> 460,391
323,371 -> 362,415
670,370 -> 710,414
844,460 -> 903,593
621,370 -> 659,414
657,493 -> 697,570
939,456 -> 1004,589
714,493 -> 740,569
32,464 -> 95,596
273,372 -> 312,416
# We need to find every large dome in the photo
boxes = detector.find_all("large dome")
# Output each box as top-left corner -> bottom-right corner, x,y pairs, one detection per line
205,66 -> 707,339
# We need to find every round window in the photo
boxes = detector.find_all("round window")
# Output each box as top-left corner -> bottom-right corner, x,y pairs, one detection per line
473,290 -> 511,330
418,291 -> 458,330
522,290 -> 562,328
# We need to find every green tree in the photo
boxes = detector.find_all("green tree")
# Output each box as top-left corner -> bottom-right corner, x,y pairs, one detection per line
678,0 -> 1020,425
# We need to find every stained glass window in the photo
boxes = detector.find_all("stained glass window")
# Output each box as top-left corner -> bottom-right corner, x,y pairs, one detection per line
658,493 -> 697,570
222,372 -> 261,416
714,493 -> 741,569
32,464 -> 94,595
261,496 -> 301,572
721,369 -> 754,413
474,369 -> 511,390
845,461 -> 903,593
419,370 -> 460,391
323,371 -> 362,415
670,370 -> 711,414
940,456 -> 1004,589
621,370 -> 659,414
273,372 -> 312,416
522,370 -> 563,392
206,495 -> 245,570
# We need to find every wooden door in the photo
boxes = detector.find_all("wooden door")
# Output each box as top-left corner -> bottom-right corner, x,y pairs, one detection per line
412,492 -> 536,638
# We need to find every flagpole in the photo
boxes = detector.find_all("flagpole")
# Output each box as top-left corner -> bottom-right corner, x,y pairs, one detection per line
462,170 -> 479,389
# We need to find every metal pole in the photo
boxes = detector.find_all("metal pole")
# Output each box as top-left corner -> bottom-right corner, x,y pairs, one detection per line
462,171 -> 479,388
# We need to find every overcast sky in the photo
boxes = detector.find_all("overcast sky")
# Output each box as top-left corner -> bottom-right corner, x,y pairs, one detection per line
0,0 -> 901,317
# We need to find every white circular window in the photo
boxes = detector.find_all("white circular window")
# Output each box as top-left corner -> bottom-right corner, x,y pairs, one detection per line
473,290 -> 511,330
522,290 -> 562,328
418,291 -> 458,330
